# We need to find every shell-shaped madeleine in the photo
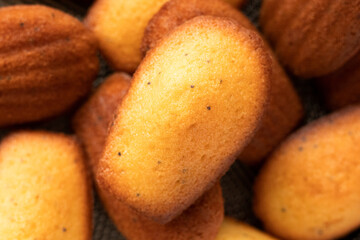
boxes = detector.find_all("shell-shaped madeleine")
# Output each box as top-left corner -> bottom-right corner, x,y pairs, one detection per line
97,16 -> 271,223
142,0 -> 303,164
0,5 -> 99,127
73,73 -> 224,240
260,0 -> 360,78
254,106 -> 360,240
0,131 -> 92,239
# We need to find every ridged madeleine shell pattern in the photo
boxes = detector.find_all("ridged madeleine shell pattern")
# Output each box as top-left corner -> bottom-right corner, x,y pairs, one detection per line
0,5 -> 99,127
260,0 -> 360,78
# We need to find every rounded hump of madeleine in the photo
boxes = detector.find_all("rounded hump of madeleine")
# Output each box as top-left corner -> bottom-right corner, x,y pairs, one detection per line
97,15 -> 271,223
0,131 -> 92,240
142,0 -> 255,54
254,106 -> 360,240
0,5 -> 99,127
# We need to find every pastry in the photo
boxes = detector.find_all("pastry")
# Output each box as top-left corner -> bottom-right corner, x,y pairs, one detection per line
254,106 -> 360,240
0,5 -> 99,127
73,72 -> 224,240
260,0 -> 360,78
97,16 -> 271,222
142,0 -> 303,164
0,131 -> 92,239
85,0 -> 168,72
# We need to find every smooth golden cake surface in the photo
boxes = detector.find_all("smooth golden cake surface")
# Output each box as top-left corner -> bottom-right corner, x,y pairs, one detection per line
98,16 -> 271,222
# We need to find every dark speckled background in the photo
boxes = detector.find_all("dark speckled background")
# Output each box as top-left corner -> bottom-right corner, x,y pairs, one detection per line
0,0 -> 359,239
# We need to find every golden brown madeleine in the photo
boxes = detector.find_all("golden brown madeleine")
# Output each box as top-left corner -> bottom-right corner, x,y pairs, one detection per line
216,217 -> 278,240
260,0 -> 360,78
0,131 -> 92,239
0,5 -> 99,127
98,16 -> 271,223
317,51 -> 360,110
142,0 -> 303,164
85,0 -> 169,72
73,73 -> 224,240
73,72 -> 131,169
254,106 -> 360,240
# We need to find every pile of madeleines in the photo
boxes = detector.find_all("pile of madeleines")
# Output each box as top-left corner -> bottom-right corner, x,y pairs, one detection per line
0,0 -> 359,239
